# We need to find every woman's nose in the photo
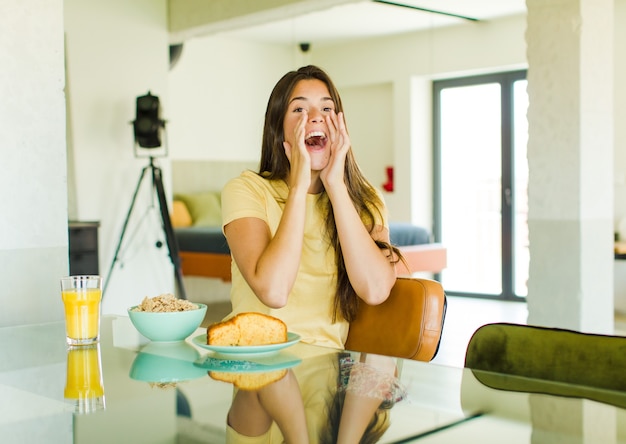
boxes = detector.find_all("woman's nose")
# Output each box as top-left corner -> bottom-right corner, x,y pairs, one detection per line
308,109 -> 325,123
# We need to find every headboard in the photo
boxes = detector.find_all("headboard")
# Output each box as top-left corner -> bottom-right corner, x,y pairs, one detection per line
172,160 -> 258,194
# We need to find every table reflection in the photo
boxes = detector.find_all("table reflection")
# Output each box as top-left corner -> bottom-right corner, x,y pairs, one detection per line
203,348 -> 405,443
64,344 -> 106,414
129,341 -> 206,386
323,353 -> 406,443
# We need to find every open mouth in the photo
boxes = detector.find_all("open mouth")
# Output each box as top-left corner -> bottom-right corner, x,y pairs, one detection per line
305,131 -> 327,149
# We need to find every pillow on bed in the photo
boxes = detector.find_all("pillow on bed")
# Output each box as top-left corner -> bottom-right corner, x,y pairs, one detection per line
171,200 -> 193,227
174,192 -> 222,227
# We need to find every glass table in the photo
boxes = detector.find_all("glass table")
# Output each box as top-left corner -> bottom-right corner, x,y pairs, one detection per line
1,315 -> 625,443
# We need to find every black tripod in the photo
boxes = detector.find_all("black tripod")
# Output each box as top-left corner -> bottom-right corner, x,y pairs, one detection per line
103,157 -> 186,300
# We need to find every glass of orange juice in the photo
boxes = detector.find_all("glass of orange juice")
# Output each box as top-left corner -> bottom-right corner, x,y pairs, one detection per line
64,344 -> 106,413
60,275 -> 102,346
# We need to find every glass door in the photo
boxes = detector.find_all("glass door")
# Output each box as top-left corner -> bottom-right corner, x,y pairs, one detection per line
433,70 -> 527,301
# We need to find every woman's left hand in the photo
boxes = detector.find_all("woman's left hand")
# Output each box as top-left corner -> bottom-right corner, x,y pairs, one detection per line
320,110 -> 350,189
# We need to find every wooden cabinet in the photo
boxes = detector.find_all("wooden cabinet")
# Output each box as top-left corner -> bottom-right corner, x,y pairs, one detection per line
68,221 -> 100,275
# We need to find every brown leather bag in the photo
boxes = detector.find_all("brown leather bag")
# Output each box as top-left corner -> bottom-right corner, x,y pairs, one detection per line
344,277 -> 447,361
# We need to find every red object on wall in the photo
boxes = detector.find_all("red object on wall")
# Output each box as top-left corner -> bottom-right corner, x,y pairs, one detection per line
382,166 -> 394,192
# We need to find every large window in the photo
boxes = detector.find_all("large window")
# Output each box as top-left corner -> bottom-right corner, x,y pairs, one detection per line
433,70 -> 528,301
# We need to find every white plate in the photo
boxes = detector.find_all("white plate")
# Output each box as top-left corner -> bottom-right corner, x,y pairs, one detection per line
191,332 -> 301,357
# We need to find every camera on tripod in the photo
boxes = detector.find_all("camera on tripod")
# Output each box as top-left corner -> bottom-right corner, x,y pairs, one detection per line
103,92 -> 186,300
132,91 -> 168,157
133,92 -> 164,148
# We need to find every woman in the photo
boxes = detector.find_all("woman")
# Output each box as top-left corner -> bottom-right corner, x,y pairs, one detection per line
222,65 -> 401,349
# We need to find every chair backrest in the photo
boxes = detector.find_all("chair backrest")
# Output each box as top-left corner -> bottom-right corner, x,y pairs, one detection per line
344,277 -> 446,361
464,322 -> 626,408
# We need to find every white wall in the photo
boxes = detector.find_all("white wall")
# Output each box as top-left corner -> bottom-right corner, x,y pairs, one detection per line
341,82 -> 394,201
64,0 -> 173,316
0,0 -> 68,327
168,38 -> 395,199
614,0 -> 626,235
168,36 -> 297,161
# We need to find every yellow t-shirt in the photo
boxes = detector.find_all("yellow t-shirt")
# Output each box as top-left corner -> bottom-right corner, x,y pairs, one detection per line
221,170 -> 347,349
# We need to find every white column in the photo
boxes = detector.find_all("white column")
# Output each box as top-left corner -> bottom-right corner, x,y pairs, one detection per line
0,0 -> 68,327
526,0 -> 614,332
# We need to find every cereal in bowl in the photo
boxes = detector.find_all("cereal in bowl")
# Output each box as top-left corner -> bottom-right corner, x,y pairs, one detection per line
132,294 -> 198,312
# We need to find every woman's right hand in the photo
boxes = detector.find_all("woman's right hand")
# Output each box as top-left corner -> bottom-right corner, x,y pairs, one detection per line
283,110 -> 311,192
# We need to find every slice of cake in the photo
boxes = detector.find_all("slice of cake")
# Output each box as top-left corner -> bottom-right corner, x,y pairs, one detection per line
207,312 -> 288,346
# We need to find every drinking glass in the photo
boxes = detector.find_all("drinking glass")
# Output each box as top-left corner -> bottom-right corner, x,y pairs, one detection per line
60,275 -> 102,345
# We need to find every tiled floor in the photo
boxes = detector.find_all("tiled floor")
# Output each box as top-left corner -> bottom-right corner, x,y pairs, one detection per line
615,312 -> 626,335
429,296 -> 528,368
432,297 -> 626,368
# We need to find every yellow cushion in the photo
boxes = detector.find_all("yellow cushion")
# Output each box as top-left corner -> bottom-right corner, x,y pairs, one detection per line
170,200 -> 193,227
174,192 -> 222,227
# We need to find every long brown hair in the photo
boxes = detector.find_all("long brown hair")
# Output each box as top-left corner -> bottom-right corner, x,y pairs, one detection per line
259,65 -> 401,322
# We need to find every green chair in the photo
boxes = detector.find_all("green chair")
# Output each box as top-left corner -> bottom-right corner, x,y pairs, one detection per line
464,322 -> 626,409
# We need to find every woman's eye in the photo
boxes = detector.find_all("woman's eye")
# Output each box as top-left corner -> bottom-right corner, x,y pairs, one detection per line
293,107 -> 304,113
323,107 -> 334,113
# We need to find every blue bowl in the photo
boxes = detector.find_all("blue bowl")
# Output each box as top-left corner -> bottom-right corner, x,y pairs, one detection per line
127,303 -> 207,342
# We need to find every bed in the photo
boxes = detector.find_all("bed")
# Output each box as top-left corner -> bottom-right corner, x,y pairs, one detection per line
171,191 -> 446,281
